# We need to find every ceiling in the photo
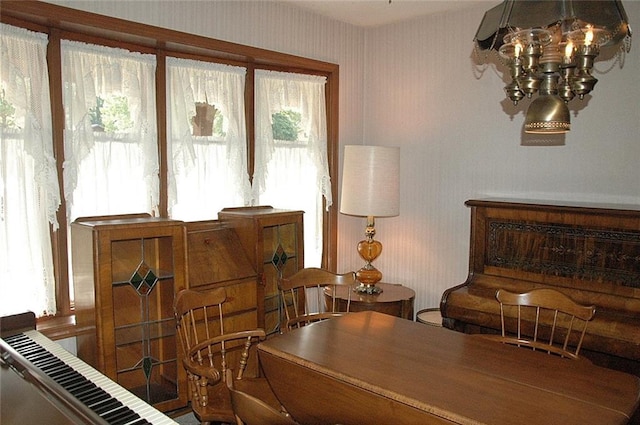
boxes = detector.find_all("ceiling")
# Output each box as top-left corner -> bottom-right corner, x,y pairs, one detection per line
281,0 -> 480,27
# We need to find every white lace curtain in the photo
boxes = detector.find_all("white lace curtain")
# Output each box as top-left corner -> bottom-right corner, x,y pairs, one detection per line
254,70 -> 331,266
0,30 -> 332,316
61,40 -> 158,221
166,57 -> 250,220
0,24 -> 59,316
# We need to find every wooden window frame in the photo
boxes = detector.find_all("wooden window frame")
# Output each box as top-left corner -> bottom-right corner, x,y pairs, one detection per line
0,1 -> 339,338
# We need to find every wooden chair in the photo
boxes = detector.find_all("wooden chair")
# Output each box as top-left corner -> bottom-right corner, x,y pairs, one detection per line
174,288 -> 283,424
278,268 -> 357,332
225,368 -> 299,425
494,288 -> 596,360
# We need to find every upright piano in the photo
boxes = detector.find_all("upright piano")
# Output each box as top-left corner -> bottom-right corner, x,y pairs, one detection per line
0,312 -> 178,424
440,199 -> 640,378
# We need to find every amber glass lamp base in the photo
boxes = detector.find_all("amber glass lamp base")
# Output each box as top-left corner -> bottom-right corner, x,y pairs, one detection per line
354,231 -> 384,294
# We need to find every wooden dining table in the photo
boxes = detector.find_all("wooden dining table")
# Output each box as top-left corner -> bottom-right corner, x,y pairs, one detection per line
258,311 -> 640,425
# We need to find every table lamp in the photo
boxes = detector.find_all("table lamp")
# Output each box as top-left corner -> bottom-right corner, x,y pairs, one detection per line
340,145 -> 400,294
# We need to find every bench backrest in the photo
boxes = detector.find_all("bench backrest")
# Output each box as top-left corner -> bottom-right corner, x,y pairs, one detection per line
465,199 -> 640,308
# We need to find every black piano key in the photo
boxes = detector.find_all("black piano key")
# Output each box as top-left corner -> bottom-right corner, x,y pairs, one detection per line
55,373 -> 87,388
23,348 -> 51,361
5,337 -> 32,349
41,362 -> 73,377
31,354 -> 60,367
21,344 -> 47,353
33,356 -> 63,369
51,365 -> 83,380
85,391 -> 116,408
102,405 -> 137,422
74,387 -> 102,402
111,413 -> 146,425
79,390 -> 112,406
48,365 -> 75,379
19,343 -> 47,353
92,398 -> 123,415
65,381 -> 96,396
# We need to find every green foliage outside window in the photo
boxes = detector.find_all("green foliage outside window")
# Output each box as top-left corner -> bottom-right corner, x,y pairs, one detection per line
0,89 -> 17,129
89,95 -> 134,133
213,112 -> 225,137
272,109 -> 301,141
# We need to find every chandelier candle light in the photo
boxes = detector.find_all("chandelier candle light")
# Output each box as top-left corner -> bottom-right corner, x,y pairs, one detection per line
475,0 -> 632,134
340,145 -> 400,294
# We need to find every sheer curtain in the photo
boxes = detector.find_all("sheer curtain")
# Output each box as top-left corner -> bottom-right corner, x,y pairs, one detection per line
0,24 -> 60,316
61,40 -> 158,222
254,70 -> 331,267
166,57 -> 250,220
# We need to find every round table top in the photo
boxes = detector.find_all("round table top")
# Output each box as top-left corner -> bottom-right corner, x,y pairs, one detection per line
416,308 -> 442,326
326,282 -> 415,304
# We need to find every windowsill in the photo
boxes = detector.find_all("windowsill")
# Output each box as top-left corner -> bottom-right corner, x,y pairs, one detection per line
36,314 -> 94,341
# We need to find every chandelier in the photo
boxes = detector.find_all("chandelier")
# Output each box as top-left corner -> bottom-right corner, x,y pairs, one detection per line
475,0 -> 632,134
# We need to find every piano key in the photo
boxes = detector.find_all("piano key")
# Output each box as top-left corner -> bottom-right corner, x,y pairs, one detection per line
32,356 -> 64,369
66,380 -> 97,395
3,331 -> 177,425
56,373 -> 88,388
103,405 -> 139,422
38,361 -> 69,375
93,398 -> 123,414
77,387 -> 108,406
113,416 -> 147,425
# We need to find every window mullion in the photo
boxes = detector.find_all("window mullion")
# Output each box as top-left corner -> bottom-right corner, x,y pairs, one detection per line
48,28 -> 72,316
156,50 -> 169,217
245,63 -> 256,187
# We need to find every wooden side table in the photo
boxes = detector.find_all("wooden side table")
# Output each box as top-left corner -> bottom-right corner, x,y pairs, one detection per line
324,282 -> 415,320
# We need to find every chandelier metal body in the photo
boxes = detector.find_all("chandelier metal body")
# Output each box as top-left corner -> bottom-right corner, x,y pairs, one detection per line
475,0 -> 632,134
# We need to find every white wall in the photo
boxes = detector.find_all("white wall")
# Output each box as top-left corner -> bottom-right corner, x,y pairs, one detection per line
48,0 -> 640,315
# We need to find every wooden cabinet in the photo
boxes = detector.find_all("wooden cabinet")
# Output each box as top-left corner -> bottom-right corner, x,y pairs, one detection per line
218,207 -> 304,335
71,215 -> 187,412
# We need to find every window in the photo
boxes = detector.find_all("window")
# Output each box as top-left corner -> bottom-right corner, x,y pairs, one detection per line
0,24 -> 60,316
254,70 -> 332,267
62,40 -> 159,222
0,3 -> 338,329
166,57 -> 250,220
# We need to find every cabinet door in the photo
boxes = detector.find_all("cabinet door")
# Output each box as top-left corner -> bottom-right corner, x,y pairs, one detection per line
110,235 -> 181,407
72,217 -> 187,412
262,221 -> 301,334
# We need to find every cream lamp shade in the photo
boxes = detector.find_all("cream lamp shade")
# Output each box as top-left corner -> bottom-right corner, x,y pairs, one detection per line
340,145 -> 400,218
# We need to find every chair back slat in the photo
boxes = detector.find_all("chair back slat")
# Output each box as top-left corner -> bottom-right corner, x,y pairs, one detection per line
175,287 -> 226,352
495,288 -> 596,360
278,268 -> 357,332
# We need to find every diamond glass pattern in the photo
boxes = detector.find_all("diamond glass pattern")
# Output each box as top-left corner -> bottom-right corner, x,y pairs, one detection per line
129,261 -> 159,295
271,243 -> 288,272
